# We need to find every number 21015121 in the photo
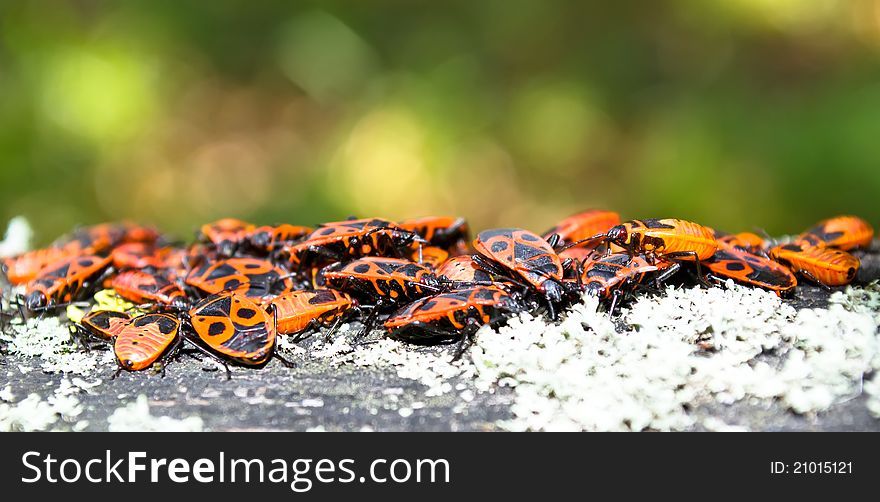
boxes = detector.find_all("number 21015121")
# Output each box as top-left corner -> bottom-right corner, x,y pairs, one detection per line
770,461 -> 851,474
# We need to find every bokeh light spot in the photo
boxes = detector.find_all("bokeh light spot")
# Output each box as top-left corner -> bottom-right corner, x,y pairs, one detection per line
509,81 -> 605,170
331,107 -> 435,218
277,11 -> 377,101
40,47 -> 157,142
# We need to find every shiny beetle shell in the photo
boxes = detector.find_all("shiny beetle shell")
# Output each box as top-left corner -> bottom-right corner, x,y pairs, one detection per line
110,243 -> 171,270
397,216 -> 469,250
80,310 -> 132,340
114,313 -> 180,371
384,286 -> 521,341
542,209 -> 621,244
798,216 -> 874,251
247,224 -> 313,252
411,246 -> 449,271
2,247 -> 74,285
188,292 -> 277,365
283,218 -> 422,269
24,254 -> 112,311
769,243 -> 859,287
269,289 -> 354,335
436,255 -> 498,283
320,257 -> 440,301
185,258 -> 292,302
200,218 -> 255,256
606,219 -> 717,262
111,270 -> 188,309
473,228 -> 564,295
580,253 -> 660,299
710,229 -> 766,254
703,246 -> 797,294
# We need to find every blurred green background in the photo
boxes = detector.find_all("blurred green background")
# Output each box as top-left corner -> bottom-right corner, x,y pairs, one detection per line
1,0 -> 879,246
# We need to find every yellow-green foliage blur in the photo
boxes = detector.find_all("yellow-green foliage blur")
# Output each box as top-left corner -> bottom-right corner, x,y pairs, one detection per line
1,1 -> 879,245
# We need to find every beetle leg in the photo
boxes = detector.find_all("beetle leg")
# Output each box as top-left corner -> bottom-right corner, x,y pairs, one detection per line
452,318 -> 482,361
133,301 -> 163,312
290,328 -> 313,344
558,232 -> 606,253
362,228 -> 399,257
560,257 -> 577,277
14,294 -> 27,323
797,269 -> 832,291
563,261 -> 585,293
545,293 -> 557,321
290,319 -> 321,344
297,245 -> 342,275
446,279 -> 497,290
410,280 -> 442,295
662,251 -> 709,286
179,349 -> 204,362
608,288 -> 624,316
58,300 -> 92,309
705,273 -> 727,286
268,272 -> 296,294
470,254 -> 517,282
70,324 -> 109,351
266,304 -> 293,366
156,336 -> 182,377
70,324 -> 90,351
322,314 -> 347,342
654,262 -> 681,287
355,301 -> 385,341
353,275 -> 383,299
84,266 -> 117,299
273,349 -> 296,368
181,330 -> 232,380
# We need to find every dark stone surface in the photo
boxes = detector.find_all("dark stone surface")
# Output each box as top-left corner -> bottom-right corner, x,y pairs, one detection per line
2,340 -> 513,431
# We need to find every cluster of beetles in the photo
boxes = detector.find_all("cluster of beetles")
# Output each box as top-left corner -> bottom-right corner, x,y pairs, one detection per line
0,210 -> 874,377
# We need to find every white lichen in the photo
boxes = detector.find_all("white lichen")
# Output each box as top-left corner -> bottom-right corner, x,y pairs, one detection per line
0,394 -> 62,431
320,336 -> 471,397
107,395 -> 204,432
0,385 -> 15,402
470,281 -> 880,431
5,316 -> 109,375
0,376 -> 107,431
302,281 -> 879,430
